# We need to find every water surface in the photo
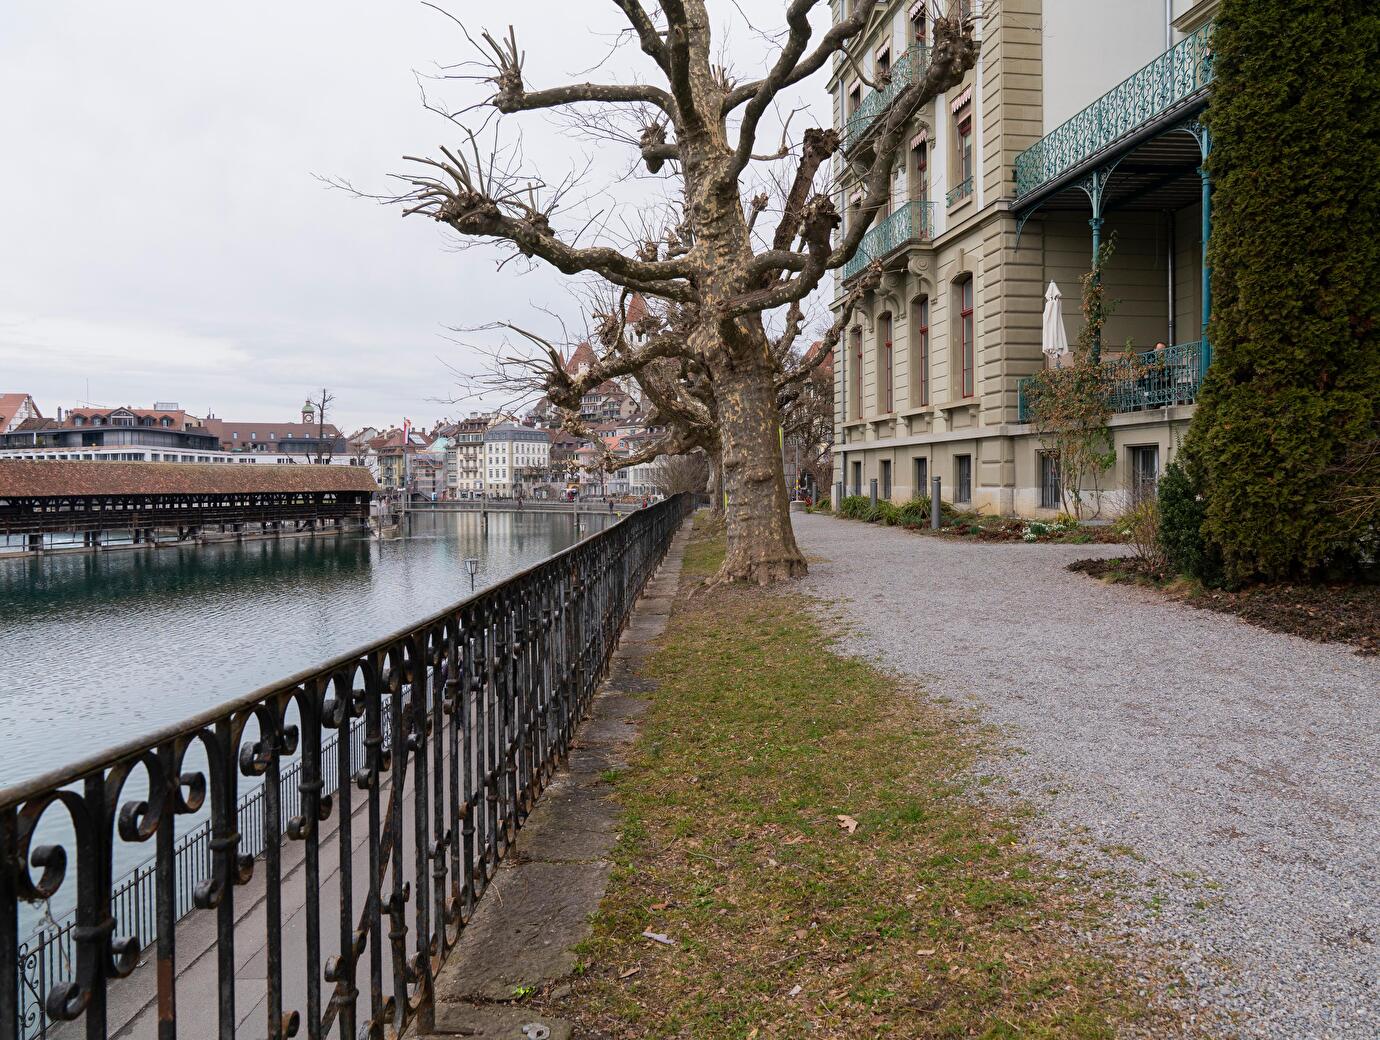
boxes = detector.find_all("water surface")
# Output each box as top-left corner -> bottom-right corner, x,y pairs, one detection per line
0,510 -> 607,788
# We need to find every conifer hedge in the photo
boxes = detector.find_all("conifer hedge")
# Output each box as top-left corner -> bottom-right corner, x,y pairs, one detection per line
1181,0 -> 1380,582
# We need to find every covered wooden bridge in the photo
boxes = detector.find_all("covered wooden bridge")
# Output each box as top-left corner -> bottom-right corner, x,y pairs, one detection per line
0,460 -> 378,550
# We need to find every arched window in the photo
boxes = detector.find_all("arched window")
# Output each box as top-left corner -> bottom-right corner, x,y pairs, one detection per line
878,312 -> 894,413
912,296 -> 930,406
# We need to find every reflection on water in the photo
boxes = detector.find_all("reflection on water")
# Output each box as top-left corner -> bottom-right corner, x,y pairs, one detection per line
0,510 -> 608,788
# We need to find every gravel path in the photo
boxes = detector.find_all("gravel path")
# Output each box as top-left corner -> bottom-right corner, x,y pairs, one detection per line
794,513 -> 1379,1040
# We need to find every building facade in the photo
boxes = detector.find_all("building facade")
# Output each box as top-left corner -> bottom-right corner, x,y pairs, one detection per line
831,0 -> 1217,516
0,394 -> 43,435
484,423 -> 551,497
444,416 -> 492,497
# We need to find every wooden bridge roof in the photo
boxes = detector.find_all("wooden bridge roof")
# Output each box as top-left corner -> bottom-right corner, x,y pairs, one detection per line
0,460 -> 379,498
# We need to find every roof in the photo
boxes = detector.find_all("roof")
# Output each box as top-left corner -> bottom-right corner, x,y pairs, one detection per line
564,341 -> 599,375
65,406 -> 200,429
0,461 -> 379,498
0,394 -> 42,429
203,419 -> 343,443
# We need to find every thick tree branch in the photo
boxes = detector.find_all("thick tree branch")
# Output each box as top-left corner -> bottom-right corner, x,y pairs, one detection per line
610,0 -> 669,73
728,0 -> 821,178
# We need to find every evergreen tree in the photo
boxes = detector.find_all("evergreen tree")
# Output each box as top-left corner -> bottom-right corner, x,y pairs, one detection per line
1183,0 -> 1380,583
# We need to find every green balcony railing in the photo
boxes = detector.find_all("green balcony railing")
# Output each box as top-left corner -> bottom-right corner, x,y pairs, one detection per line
843,43 -> 930,152
945,175 -> 973,207
841,199 -> 935,281
1014,21 -> 1214,197
1017,339 -> 1210,422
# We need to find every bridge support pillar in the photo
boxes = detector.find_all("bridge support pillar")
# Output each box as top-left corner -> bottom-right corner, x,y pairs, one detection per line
27,533 -> 42,553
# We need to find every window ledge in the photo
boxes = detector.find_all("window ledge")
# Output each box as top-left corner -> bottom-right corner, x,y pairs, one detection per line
946,194 -> 974,217
937,398 -> 978,412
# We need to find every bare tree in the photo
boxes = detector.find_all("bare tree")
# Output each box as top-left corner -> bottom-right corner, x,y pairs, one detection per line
307,388 -> 337,464
654,449 -> 711,496
397,2 -> 978,582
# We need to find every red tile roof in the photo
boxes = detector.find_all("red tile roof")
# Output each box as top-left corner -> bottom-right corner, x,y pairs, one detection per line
0,461 -> 378,498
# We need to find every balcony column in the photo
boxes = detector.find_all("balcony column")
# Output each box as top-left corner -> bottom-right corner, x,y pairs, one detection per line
1199,163 -> 1211,353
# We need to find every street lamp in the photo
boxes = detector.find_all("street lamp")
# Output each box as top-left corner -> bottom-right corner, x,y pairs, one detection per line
464,557 -> 478,591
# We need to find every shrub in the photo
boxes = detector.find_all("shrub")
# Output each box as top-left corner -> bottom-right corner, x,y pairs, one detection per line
1157,462 -> 1220,583
1181,0 -> 1380,582
838,495 -> 871,520
1119,498 -> 1169,574
876,501 -> 900,525
896,497 -> 931,528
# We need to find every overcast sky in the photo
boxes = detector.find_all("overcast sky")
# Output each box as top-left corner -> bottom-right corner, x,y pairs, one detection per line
0,2 -> 829,433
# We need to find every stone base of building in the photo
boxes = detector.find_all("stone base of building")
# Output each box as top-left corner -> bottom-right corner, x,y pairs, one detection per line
834,408 -> 1193,519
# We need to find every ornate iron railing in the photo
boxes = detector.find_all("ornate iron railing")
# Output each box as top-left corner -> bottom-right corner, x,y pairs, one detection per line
1016,339 -> 1210,422
1014,21 -> 1215,197
841,200 -> 935,281
843,43 -> 929,153
2,494 -> 691,1040
945,176 -> 973,208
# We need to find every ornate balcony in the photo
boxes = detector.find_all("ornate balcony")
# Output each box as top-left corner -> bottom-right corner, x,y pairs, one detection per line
945,175 -> 973,208
1014,21 -> 1215,198
842,43 -> 929,154
841,200 -> 935,281
1017,339 -> 1210,422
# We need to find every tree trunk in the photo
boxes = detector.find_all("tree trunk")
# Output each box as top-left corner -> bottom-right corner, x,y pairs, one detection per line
713,350 -> 807,584
707,451 -> 724,517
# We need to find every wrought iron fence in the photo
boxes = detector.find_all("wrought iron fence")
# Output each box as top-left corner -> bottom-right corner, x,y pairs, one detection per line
1016,339 -> 1209,422
944,176 -> 973,208
841,200 -> 935,281
843,42 -> 929,153
2,494 -> 691,1040
1013,21 -> 1215,197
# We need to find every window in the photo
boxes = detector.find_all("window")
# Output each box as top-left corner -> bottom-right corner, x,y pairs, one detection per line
914,457 -> 928,498
880,460 -> 892,500
875,45 -> 890,79
851,460 -> 863,497
1039,452 -> 1061,509
846,83 -> 861,121
912,296 -> 930,406
878,312 -> 894,413
910,140 -> 928,203
910,2 -> 926,42
1130,445 -> 1160,504
850,326 -> 863,420
951,105 -> 974,203
955,455 -> 972,504
958,277 -> 975,398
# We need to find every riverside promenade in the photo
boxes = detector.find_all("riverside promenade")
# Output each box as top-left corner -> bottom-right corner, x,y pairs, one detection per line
793,512 -> 1380,1040
3,496 -> 692,1040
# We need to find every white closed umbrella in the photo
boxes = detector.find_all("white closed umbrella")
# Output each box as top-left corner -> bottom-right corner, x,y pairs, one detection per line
1041,281 -> 1070,364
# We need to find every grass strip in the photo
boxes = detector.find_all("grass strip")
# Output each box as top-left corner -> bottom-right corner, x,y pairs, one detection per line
549,521 -> 1170,1038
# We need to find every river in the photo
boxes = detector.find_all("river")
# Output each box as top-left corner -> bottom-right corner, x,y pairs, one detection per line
0,509 -> 609,789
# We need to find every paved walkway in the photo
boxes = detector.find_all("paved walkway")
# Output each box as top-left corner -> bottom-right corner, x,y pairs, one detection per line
793,514 -> 1380,1040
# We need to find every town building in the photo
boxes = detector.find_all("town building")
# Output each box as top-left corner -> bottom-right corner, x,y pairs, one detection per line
0,405 -> 234,462
483,422 -> 551,497
444,415 -> 492,497
0,394 -> 43,435
831,0 -> 1217,515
